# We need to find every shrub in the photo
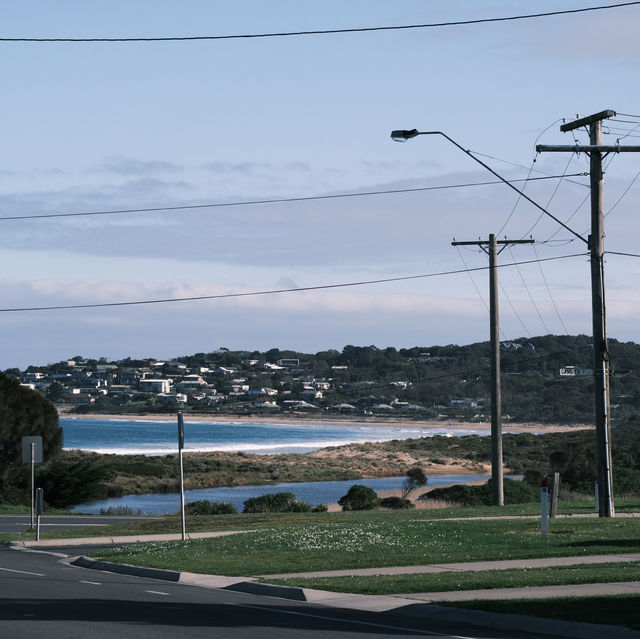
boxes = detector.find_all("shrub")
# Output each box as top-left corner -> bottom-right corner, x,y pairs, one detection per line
338,484 -> 380,511
312,503 -> 328,512
242,492 -> 311,513
99,506 -> 142,516
185,500 -> 237,515
420,478 -> 539,506
380,496 -> 414,510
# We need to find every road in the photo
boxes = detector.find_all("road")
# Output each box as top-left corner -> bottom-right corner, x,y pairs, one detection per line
0,544 -> 567,639
0,514 -> 162,535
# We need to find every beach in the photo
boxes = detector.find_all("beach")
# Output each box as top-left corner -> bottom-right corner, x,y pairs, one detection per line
60,410 -> 592,435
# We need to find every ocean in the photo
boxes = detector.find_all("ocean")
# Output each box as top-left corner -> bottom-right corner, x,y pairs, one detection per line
60,416 -> 488,456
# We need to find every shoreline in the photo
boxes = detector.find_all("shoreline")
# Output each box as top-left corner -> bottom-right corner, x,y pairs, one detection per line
59,411 -> 593,435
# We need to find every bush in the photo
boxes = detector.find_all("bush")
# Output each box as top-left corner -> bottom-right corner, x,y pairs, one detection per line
242,492 -> 311,513
380,496 -> 414,510
98,506 -> 142,516
338,484 -> 380,511
185,500 -> 237,515
312,503 -> 328,512
420,478 -> 539,506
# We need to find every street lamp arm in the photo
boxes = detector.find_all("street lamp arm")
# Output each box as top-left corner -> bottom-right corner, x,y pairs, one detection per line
391,129 -> 588,245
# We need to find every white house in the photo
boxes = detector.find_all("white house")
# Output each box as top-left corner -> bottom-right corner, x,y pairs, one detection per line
139,379 -> 172,394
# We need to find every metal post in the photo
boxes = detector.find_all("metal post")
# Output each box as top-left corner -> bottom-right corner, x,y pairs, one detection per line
489,234 -> 504,506
178,412 -> 186,541
30,442 -> 35,529
589,121 -> 614,517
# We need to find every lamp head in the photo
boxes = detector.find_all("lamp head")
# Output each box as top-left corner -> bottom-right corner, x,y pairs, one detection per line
390,129 -> 419,142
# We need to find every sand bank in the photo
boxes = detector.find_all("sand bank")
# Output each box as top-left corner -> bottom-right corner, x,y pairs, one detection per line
59,411 -> 592,435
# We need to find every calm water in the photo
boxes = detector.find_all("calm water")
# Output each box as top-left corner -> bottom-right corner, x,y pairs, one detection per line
72,474 -> 493,515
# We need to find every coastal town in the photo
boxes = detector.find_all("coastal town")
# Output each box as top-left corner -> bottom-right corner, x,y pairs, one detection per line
12,351 -> 436,416
8,335 -> 639,423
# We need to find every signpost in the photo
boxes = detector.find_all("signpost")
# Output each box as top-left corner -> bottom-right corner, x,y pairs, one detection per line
178,412 -> 186,541
22,436 -> 43,529
540,476 -> 549,535
35,488 -> 44,541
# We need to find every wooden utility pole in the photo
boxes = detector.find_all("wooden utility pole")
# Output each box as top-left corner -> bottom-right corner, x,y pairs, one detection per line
452,234 -> 534,506
537,109 -> 640,518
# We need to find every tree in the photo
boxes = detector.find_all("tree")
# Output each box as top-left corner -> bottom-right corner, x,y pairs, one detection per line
0,372 -> 62,502
338,485 -> 379,511
401,467 -> 427,499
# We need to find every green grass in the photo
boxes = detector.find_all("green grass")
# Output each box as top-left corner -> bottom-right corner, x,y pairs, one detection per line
444,595 -> 640,631
93,517 -> 640,576
261,561 -> 640,594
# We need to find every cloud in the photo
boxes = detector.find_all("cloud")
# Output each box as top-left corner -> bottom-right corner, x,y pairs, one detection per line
92,156 -> 184,176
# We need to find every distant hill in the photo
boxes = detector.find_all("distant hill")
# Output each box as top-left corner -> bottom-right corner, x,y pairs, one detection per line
11,334 -> 640,424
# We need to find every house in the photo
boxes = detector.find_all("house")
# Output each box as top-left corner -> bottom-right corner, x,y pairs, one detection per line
156,393 -> 187,405
139,379 -> 172,394
560,366 -> 593,377
282,400 -> 317,409
301,388 -> 323,401
450,399 -> 479,408
277,359 -> 299,368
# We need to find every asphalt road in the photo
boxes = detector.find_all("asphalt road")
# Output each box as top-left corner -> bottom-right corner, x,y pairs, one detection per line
0,513 -> 162,535
0,544 -> 567,639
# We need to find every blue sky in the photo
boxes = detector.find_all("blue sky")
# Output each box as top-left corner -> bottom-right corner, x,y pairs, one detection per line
2,1 -> 640,368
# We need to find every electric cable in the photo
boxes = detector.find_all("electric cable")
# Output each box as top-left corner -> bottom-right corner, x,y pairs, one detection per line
507,245 -> 551,334
0,174 -> 585,223
1,3 -> 637,42
0,253 -> 587,313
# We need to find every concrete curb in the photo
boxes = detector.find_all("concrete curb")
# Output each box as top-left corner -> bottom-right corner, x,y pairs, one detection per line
68,555 -> 640,639
71,556 -> 181,582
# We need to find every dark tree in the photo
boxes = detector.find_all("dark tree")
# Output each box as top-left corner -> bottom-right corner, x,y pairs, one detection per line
0,372 -> 62,502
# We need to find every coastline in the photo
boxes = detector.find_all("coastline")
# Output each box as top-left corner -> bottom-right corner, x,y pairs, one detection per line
59,411 -> 593,435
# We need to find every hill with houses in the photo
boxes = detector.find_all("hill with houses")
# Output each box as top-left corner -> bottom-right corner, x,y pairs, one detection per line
8,334 -> 640,424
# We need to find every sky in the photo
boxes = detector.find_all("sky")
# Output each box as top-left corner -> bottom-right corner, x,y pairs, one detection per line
2,0 -> 640,369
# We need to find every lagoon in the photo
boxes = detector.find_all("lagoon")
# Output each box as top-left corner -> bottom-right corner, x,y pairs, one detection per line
72,474 -> 493,515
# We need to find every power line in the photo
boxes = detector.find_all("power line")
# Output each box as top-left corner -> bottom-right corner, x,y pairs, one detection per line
0,253 -> 586,313
606,250 -> 640,258
1,3 -> 637,42
0,174 -> 586,222
507,245 -> 550,334
532,243 -> 570,335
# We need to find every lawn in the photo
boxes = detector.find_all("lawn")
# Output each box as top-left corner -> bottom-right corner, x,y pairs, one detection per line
262,561 -> 640,594
94,516 -> 640,576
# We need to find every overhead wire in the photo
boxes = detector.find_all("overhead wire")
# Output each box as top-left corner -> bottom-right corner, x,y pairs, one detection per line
498,280 -> 532,337
0,253 -> 587,313
454,245 -> 508,341
1,3 -> 638,42
507,245 -> 551,334
0,174 -> 586,223
532,243 -> 570,334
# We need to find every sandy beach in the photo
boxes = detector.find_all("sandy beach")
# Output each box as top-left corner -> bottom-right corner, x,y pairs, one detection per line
59,410 -> 593,435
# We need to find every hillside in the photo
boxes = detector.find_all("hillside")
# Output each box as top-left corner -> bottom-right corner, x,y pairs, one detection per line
11,334 -> 637,424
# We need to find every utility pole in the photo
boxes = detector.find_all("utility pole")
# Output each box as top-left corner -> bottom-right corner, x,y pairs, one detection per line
537,109 -> 640,518
452,234 -> 534,506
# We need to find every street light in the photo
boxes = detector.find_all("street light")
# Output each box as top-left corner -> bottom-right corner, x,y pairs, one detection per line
388,128 -> 585,243
390,129 -> 420,142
